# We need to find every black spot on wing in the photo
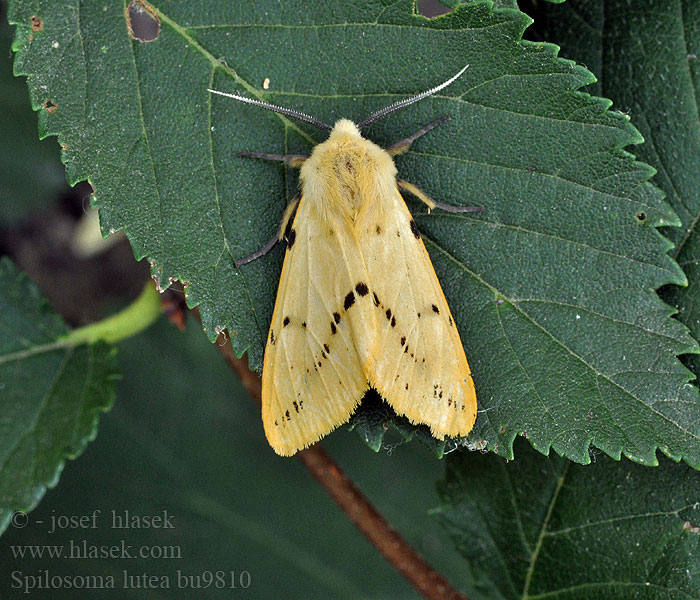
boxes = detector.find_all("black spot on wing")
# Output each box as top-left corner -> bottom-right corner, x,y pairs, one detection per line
330,321 -> 337,334
385,308 -> 392,320
333,312 -> 341,324
409,219 -> 420,239
376,225 -> 382,234
400,336 -> 406,347
391,316 -> 396,328
302,321 -> 307,329
355,282 -> 369,296
283,316 -> 290,327
269,330 -> 276,345
323,343 -> 330,354
344,291 -> 355,310
373,292 -> 380,307
287,229 -> 296,248
432,304 -> 440,314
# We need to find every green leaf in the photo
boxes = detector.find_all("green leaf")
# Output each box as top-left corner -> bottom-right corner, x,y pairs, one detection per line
435,439 -> 700,599
8,0 -> 700,464
522,0 -> 700,381
0,258 -> 118,535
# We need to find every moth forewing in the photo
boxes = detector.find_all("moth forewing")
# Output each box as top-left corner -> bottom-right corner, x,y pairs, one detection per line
261,123 -> 379,455
363,186 -> 477,438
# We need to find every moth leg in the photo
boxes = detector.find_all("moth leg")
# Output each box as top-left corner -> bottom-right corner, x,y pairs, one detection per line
397,179 -> 484,214
234,193 -> 301,267
386,115 -> 451,156
238,152 -> 308,168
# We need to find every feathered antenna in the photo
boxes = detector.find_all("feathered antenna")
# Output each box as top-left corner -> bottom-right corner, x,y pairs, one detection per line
207,88 -> 333,131
356,64 -> 469,129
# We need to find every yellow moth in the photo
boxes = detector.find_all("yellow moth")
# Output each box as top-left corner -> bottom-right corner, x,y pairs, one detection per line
209,65 -> 481,456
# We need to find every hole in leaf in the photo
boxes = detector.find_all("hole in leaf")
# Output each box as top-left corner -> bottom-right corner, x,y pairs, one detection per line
42,99 -> 57,113
125,0 -> 160,43
417,0 -> 452,18
31,16 -> 43,32
635,212 -> 647,222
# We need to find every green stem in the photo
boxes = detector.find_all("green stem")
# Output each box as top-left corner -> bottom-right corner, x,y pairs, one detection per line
60,282 -> 161,345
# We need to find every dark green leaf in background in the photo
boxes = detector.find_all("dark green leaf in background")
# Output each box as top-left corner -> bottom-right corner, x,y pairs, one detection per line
8,0 -> 700,464
0,258 -> 117,535
435,439 -> 700,599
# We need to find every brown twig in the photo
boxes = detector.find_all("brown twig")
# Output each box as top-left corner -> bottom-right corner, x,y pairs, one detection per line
207,323 -> 468,600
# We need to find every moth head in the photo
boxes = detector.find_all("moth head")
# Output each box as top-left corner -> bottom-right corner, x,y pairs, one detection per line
329,119 -> 362,139
208,64 -> 468,134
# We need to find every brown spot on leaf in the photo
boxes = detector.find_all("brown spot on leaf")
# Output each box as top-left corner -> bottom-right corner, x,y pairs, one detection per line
31,16 -> 43,32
